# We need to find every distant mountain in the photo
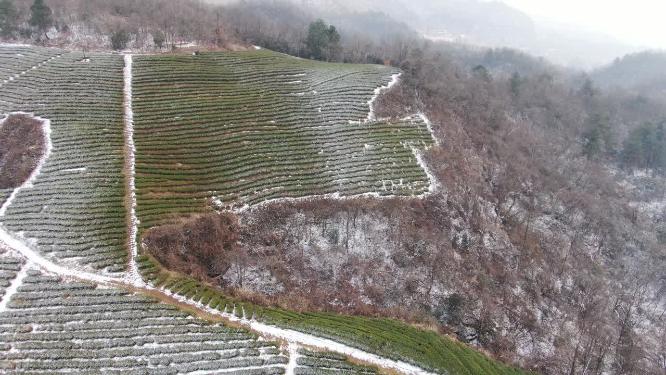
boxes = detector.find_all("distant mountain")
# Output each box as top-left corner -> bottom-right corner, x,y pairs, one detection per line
209,0 -> 639,68
592,51 -> 666,94
299,0 -> 639,68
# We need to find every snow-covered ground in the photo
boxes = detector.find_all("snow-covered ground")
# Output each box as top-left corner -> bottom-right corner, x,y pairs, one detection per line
123,54 -> 143,287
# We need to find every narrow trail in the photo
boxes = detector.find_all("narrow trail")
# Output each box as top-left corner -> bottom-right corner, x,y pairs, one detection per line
0,53 -> 439,375
123,53 -> 142,287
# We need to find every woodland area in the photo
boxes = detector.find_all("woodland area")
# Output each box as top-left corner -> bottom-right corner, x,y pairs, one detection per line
1,0 -> 665,374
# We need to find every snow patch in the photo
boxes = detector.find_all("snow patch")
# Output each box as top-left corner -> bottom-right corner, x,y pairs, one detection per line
61,167 -> 87,173
414,149 -> 439,195
418,113 -> 440,146
367,73 -> 401,122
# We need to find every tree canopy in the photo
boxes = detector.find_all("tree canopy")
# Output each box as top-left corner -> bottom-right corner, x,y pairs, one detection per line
30,0 -> 53,36
306,19 -> 341,61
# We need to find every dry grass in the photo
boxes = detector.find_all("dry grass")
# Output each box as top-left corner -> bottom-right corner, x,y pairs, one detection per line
0,114 -> 46,189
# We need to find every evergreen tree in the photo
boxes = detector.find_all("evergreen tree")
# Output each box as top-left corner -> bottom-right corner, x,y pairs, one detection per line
306,19 -> 328,61
0,0 -> 17,38
305,19 -> 340,61
582,113 -> 614,159
622,122 -> 666,172
29,0 -> 53,39
510,72 -> 522,97
110,29 -> 130,50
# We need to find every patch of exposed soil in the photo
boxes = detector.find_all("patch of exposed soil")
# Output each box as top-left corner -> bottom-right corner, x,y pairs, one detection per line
0,114 -> 46,189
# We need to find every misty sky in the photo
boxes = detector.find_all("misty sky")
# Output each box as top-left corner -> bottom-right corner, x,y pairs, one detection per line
502,0 -> 666,49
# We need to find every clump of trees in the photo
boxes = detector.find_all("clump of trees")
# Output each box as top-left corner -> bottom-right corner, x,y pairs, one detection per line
622,121 -> 666,172
28,0 -> 51,40
110,29 -> 130,50
305,19 -> 340,61
0,0 -> 52,41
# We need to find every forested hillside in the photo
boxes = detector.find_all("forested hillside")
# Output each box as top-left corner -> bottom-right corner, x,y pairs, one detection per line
0,0 -> 664,374
592,51 -> 666,101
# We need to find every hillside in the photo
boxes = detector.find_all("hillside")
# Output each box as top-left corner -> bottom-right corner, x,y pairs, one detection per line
0,0 -> 665,374
0,44 -> 529,375
592,51 -> 666,96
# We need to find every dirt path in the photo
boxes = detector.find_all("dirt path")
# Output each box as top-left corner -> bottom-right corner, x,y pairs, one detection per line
123,54 -> 142,286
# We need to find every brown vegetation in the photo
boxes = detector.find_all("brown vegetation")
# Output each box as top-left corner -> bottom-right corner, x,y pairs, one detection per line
142,213 -> 240,283
0,113 -> 46,189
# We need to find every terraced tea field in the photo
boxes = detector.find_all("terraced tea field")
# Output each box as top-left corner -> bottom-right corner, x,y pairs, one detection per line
0,46 -> 128,274
132,51 -> 434,230
0,266 -> 290,373
295,350 -> 379,374
0,44 -> 529,375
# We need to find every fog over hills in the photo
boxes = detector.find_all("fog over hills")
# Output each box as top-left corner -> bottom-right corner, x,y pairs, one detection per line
211,0 -> 641,68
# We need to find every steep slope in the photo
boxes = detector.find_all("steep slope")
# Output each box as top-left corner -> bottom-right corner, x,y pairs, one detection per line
132,50 -> 434,229
0,46 -> 128,273
0,44 -> 529,375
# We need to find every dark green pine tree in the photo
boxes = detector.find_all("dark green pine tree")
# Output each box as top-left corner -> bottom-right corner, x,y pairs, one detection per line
30,0 -> 53,40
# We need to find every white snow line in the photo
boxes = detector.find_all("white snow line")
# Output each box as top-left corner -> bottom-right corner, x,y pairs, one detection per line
0,261 -> 31,312
0,226 -> 122,285
122,54 -> 143,288
418,113 -> 440,147
285,343 -> 300,375
0,43 -> 32,47
414,149 -> 439,195
157,287 -> 435,375
366,73 -> 401,123
0,112 -> 52,217
0,54 -> 61,89
60,167 -> 87,173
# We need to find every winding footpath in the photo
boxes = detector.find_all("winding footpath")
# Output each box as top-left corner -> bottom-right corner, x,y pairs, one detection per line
0,53 -> 439,375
